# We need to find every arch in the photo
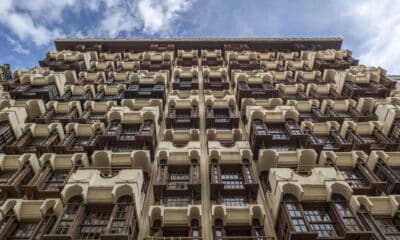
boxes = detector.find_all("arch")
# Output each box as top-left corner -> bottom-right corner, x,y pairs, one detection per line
328,182 -> 353,201
150,206 -> 163,226
108,111 -> 122,122
112,184 -> 134,203
142,111 -> 156,122
251,205 -> 265,224
212,205 -> 225,224
92,151 -> 111,168
282,183 -> 303,201
285,110 -> 299,122
258,150 -> 278,171
189,206 -> 201,226
132,151 -> 151,174
62,184 -> 85,203
250,110 -> 265,122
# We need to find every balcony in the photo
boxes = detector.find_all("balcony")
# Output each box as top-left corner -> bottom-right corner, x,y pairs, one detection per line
39,50 -> 90,72
99,52 -> 122,61
107,71 -> 131,85
322,99 -> 373,123
306,83 -> 344,101
149,205 -> 202,238
54,122 -> 103,154
124,71 -> 167,104
203,67 -> 229,90
0,111 -> 23,152
366,151 -> 400,194
176,49 -> 198,66
234,71 -> 279,108
342,121 -> 398,153
58,84 -> 95,104
320,151 -> 385,195
0,199 -> 61,239
311,49 -> 359,71
24,153 -> 89,199
101,108 -> 159,159
0,154 -> 39,198
89,60 -> 115,72
77,101 -> 116,123
36,101 -> 81,125
277,84 -> 308,101
166,93 -> 199,130
302,121 -> 352,153
205,93 -> 239,130
140,51 -> 173,71
226,51 -> 260,70
240,98 -> 283,122
201,49 -> 224,66
6,123 -> 64,155
265,71 -> 295,85
153,145 -> 201,202
78,71 -> 106,85
287,99 -> 328,122
172,67 -> 199,90
295,70 -> 324,86
94,84 -> 125,104
246,106 -> 306,158
10,72 -> 65,101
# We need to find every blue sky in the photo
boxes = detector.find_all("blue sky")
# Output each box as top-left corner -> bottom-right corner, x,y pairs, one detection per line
0,0 -> 399,74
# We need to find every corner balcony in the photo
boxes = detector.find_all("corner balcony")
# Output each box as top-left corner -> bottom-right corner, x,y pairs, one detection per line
10,72 -> 65,101
164,129 -> 200,147
116,60 -> 140,71
265,71 -> 295,85
0,99 -> 45,122
6,123 -> 64,155
366,151 -> 400,194
287,99 -> 328,122
39,50 -> 90,72
172,67 -> 199,90
341,121 -> 398,153
36,101 -> 81,124
0,153 -> 39,198
321,99 -> 373,123
312,49 -> 359,71
107,71 -> 131,85
302,121 -> 351,153
201,49 -> 224,66
240,98 -> 283,122
99,52 -> 122,61
24,153 -> 89,199
203,66 -> 229,90
320,151 -> 385,195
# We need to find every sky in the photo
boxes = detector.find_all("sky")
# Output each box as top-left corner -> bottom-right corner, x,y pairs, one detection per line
0,0 -> 399,74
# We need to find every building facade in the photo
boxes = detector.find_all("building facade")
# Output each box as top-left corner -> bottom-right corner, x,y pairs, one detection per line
0,38 -> 399,239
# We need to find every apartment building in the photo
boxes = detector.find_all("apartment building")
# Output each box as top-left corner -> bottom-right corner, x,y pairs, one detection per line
0,38 -> 399,239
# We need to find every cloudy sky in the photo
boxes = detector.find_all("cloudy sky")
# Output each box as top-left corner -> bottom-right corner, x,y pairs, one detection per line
0,0 -> 399,74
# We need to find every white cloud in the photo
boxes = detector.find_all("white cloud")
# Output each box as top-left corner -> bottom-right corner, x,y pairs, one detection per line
6,37 -> 30,55
344,1 -> 400,74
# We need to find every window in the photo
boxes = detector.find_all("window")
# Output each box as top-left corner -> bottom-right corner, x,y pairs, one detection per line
375,218 -> 400,238
55,204 -> 80,234
167,168 -> 189,190
340,169 -> 367,188
285,203 -> 307,232
223,196 -> 247,206
164,196 -> 190,207
303,207 -> 338,238
334,202 -> 362,232
221,169 -> 244,190
0,171 -> 14,185
79,208 -> 112,239
8,223 -> 38,239
43,172 -> 68,190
